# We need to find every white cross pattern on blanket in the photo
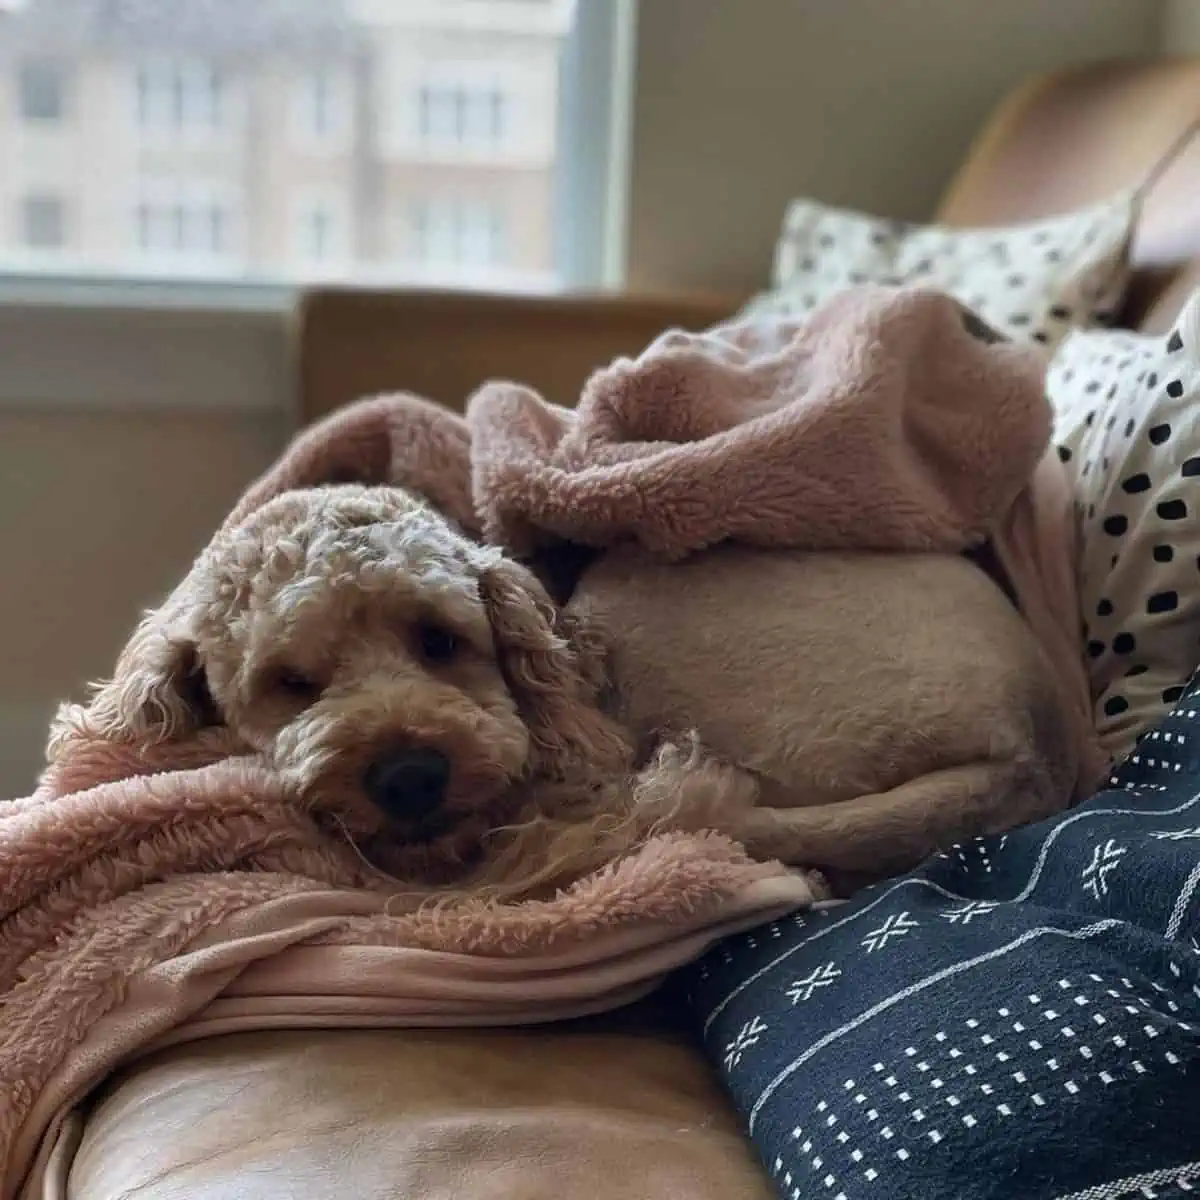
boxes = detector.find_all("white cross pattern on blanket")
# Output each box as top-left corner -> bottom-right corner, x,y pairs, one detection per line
941,901 -> 1000,925
787,963 -> 843,1004
861,912 -> 920,953
724,1015 -> 769,1069
1081,839 -> 1127,899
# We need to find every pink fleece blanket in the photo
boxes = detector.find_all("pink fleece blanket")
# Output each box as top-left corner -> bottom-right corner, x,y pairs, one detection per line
2,740 -> 815,1199
234,286 -> 1102,789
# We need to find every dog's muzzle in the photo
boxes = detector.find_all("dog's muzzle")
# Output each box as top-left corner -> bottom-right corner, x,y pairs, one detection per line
363,747 -> 450,823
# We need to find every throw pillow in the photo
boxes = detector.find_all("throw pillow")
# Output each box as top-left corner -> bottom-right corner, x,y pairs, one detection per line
745,191 -> 1136,349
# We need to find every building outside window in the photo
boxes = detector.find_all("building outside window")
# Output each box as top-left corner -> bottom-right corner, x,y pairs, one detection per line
0,1 -> 579,289
18,58 -> 66,121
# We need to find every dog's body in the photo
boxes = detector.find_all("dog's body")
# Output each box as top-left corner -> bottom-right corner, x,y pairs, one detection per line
49,486 -> 1076,900
570,544 -> 1077,889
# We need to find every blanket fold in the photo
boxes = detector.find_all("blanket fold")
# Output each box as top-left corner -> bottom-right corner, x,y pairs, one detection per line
469,288 -> 1052,559
2,752 -> 815,1200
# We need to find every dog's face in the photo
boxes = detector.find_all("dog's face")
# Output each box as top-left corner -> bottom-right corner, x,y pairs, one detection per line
202,488 -> 532,859
49,486 -> 627,880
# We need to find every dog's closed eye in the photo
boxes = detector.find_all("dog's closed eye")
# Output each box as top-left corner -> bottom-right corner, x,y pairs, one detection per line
270,667 -> 323,705
414,621 -> 460,665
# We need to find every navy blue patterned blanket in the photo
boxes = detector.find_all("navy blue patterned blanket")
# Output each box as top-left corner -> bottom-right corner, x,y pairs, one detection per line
674,676 -> 1200,1200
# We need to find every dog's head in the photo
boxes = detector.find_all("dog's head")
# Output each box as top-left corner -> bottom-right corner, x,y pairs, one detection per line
47,485 -> 628,878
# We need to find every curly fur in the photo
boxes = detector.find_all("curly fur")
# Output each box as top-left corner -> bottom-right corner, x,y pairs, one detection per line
46,486 -> 765,901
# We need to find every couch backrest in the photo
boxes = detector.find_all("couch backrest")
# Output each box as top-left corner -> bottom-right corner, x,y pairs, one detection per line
935,56 -> 1200,332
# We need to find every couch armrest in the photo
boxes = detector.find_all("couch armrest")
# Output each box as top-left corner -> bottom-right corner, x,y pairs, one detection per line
293,287 -> 739,425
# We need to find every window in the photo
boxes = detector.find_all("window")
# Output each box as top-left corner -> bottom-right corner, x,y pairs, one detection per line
134,184 -> 232,266
18,59 -> 66,122
305,206 -> 334,260
0,1 -> 603,291
410,199 -> 507,269
417,83 -> 508,148
292,69 -> 349,146
135,60 -> 224,134
289,190 -> 350,274
21,194 -> 65,249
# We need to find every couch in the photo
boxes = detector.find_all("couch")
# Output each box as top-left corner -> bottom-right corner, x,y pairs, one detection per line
54,57 -> 1200,1200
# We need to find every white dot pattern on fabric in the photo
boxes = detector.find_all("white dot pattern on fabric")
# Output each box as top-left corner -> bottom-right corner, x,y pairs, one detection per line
763,973 -> 1191,1200
741,192 -> 1135,349
1048,290 -> 1200,761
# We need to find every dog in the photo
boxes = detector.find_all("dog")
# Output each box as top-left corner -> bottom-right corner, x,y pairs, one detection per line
46,486 -> 770,900
49,485 -> 1074,900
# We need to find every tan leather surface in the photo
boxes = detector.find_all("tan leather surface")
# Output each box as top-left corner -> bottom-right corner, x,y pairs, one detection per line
295,288 -> 737,425
67,1005 -> 773,1200
936,56 -> 1200,329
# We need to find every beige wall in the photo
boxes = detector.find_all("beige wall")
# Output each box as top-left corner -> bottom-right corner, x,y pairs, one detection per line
626,0 -> 1166,294
0,409 -> 283,791
1162,0 -> 1200,51
0,0 -> 1184,796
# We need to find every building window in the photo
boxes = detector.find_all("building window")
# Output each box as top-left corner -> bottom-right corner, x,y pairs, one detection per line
293,68 -> 348,144
18,59 -> 66,122
135,60 -> 224,133
288,190 -> 349,272
410,199 -> 506,268
417,83 -> 508,148
305,206 -> 333,260
135,195 -> 229,259
298,202 -> 337,263
21,193 -> 65,249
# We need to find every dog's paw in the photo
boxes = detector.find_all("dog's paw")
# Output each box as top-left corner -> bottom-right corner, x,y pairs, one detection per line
633,736 -> 760,836
799,868 -> 834,902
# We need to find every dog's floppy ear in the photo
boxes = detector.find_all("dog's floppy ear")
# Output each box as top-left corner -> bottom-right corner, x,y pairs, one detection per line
478,555 -> 630,780
46,613 -> 219,764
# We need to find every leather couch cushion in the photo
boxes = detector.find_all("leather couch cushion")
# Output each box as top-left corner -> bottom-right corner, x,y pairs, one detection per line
66,1007 -> 773,1200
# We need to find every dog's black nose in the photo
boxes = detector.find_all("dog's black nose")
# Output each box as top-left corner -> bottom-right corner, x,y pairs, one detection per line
362,747 -> 450,822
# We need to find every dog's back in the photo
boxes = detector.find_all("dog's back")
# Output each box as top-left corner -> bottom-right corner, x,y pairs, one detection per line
569,546 -> 1078,882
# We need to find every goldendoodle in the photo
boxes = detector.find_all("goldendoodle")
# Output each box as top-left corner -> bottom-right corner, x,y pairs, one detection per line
47,486 -> 775,900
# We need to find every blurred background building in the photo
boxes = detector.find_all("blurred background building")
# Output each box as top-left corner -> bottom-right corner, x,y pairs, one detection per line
0,0 -> 572,287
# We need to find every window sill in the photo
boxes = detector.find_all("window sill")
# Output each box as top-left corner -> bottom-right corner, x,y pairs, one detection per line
0,276 -> 292,415
0,272 -> 573,417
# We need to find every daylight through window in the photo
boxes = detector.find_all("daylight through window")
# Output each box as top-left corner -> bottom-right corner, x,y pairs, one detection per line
0,0 -> 576,287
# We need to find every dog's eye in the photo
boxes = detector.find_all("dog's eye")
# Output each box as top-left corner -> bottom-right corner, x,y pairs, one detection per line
415,622 -> 459,664
272,668 -> 321,703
